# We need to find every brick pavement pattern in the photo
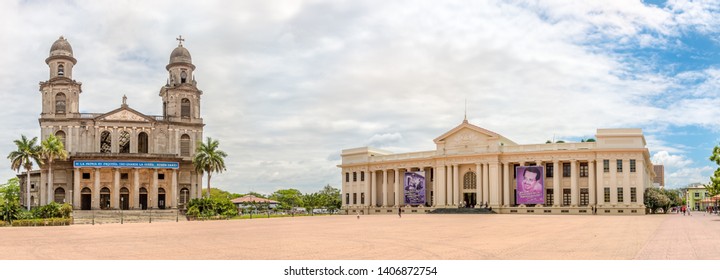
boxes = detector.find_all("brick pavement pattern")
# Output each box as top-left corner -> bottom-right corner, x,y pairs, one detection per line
1,212 -> 718,259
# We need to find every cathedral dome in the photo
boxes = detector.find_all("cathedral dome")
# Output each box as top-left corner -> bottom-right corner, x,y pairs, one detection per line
49,36 -> 73,57
169,46 -> 192,64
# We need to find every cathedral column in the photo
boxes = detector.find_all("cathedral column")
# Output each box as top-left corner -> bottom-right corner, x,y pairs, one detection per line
152,169 -> 158,209
92,168 -> 100,210
570,160 -> 578,206
134,169 -> 140,209
171,169 -> 177,208
503,162 -> 510,206
589,160 -> 596,205
73,168 -> 80,209
553,160 -> 561,206
475,163 -> 482,207
382,169 -> 388,207
113,168 -> 120,209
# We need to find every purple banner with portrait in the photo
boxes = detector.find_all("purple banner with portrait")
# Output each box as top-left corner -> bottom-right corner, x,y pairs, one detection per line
516,166 -> 544,205
404,171 -> 426,205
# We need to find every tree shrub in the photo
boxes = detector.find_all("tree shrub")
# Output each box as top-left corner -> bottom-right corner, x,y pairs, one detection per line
187,197 -> 237,219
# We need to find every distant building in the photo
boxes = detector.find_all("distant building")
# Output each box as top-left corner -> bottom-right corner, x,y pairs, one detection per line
686,183 -> 708,211
231,195 -> 279,210
653,165 -> 665,187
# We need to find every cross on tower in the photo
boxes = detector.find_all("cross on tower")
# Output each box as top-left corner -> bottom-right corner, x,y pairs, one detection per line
176,35 -> 184,46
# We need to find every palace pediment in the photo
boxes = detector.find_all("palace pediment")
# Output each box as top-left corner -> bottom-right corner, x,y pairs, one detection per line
434,120 -> 517,153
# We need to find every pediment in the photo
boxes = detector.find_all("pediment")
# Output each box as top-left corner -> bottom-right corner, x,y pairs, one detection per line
434,120 -> 501,144
97,107 -> 155,122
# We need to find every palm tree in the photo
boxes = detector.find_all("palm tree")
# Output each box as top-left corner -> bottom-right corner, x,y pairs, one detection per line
7,135 -> 42,210
192,137 -> 227,198
41,134 -> 68,204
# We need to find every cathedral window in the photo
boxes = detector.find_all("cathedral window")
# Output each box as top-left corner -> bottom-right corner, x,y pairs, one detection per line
181,98 -> 191,118
100,131 -> 111,153
55,130 -> 66,148
138,132 -> 148,153
58,64 -> 64,76
181,70 -> 187,83
180,134 -> 191,156
119,131 -> 130,153
55,93 -> 66,114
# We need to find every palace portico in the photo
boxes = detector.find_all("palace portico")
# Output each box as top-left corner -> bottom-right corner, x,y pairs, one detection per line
339,120 -> 654,215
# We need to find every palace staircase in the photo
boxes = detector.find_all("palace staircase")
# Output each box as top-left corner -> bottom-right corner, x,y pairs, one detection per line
429,208 -> 496,214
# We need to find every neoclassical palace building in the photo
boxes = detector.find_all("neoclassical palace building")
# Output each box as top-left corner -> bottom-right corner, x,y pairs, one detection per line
20,36 -> 204,210
339,119 -> 654,215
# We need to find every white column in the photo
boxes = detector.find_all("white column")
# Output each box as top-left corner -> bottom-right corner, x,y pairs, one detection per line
475,163 -> 482,207
382,170 -> 388,207
637,159 -> 645,205
503,162 -> 510,206
446,165 -> 452,206
453,164 -> 459,206
489,162 -> 500,207
437,165 -> 445,206
483,163 -> 490,205
570,160 -> 578,206
394,168 -> 400,206
589,161 -> 596,205
370,170 -> 376,207
624,161 -> 631,205
610,159 -> 618,204
553,160 -> 561,206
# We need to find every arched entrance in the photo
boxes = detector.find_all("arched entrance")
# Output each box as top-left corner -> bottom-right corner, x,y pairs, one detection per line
179,187 -> 190,209
54,187 -> 65,203
158,188 -> 166,209
81,187 -> 92,210
120,187 -> 130,210
100,187 -> 111,210
139,187 -> 148,210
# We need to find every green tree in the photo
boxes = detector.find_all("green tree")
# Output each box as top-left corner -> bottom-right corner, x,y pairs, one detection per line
644,188 -> 670,214
269,189 -> 304,211
0,178 -> 21,222
318,184 -> 341,213
245,191 -> 267,198
302,192 -> 322,214
7,135 -> 42,210
192,137 -> 227,198
40,134 -> 68,204
210,188 -> 241,200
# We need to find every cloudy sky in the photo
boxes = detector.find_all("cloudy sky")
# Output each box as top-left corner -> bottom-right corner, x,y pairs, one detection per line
0,0 -> 719,195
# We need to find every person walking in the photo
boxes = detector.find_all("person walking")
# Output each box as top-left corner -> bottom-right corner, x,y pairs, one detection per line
398,206 -> 402,218
357,211 -> 360,220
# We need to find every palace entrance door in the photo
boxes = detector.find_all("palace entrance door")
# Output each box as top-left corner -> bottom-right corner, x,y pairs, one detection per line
463,193 -> 476,208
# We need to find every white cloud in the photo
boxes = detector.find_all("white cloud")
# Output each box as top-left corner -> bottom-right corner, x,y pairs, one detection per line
1,1 -> 720,194
651,150 -> 692,169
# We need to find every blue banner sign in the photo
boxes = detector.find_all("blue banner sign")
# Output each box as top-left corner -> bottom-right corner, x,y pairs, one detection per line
73,161 -> 179,169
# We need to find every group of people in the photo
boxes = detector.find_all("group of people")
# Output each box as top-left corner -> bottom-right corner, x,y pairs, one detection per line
459,201 -> 488,209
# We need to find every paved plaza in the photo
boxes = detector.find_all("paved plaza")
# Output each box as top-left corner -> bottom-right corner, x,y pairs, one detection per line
2,212 -> 720,260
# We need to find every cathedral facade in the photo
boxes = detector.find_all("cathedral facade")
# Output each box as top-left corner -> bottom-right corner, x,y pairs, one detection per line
339,120 -> 654,215
20,36 -> 204,210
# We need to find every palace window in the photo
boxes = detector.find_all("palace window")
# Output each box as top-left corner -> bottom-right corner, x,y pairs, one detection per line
563,163 -> 571,177
513,164 -> 519,178
345,173 -> 349,182
562,189 -> 571,206
580,188 -> 589,206
546,163 -> 553,178
353,193 -> 357,204
181,98 -> 191,118
55,93 -> 66,114
180,134 -> 191,156
361,193 -> 365,204
604,187 -> 610,203
617,187 -> 624,203
545,189 -> 554,206
463,172 -> 477,190
100,131 -> 111,153
119,131 -> 130,153
361,171 -> 365,181
579,163 -> 588,177
617,160 -> 623,172
345,193 -> 350,205
138,132 -> 148,153
630,159 -> 636,172
353,172 -> 357,182
603,160 -> 609,172
631,187 -> 637,203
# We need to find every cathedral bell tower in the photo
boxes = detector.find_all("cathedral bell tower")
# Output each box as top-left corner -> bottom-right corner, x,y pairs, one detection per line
40,36 -> 82,118
159,36 -> 203,123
